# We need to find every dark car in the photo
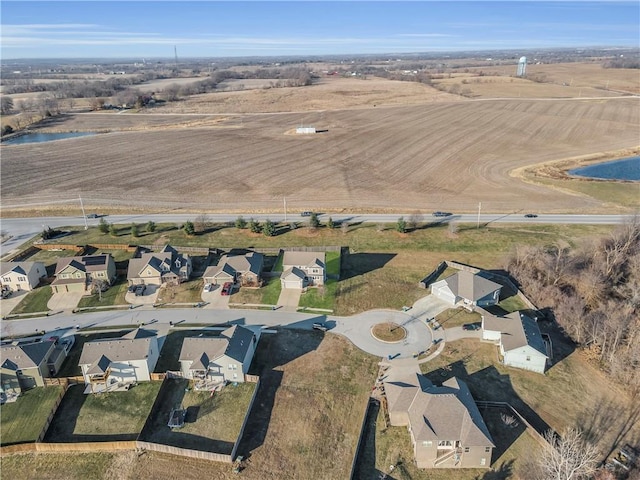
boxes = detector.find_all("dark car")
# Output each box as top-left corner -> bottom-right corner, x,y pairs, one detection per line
300,211 -> 313,217
524,213 -> 538,218
432,211 -> 452,217
462,323 -> 480,331
134,284 -> 146,296
312,322 -> 328,332
85,213 -> 98,219
221,282 -> 233,296
128,285 -> 137,293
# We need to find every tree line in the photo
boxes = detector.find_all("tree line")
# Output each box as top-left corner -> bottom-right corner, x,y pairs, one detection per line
505,218 -> 640,393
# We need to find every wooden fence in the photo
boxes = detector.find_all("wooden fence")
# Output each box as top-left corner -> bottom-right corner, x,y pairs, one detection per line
2,245 -> 40,262
136,441 -> 232,463
244,374 -> 259,383
230,378 -> 261,460
150,373 -> 166,381
476,401 -> 549,447
36,382 -> 70,442
35,441 -> 138,452
36,243 -> 85,252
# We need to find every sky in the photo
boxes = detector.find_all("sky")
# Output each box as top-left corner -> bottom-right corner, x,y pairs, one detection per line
1,1 -> 639,59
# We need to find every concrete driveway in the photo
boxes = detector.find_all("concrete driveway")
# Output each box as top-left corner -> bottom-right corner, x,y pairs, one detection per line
0,290 -> 30,316
410,295 -> 451,320
47,292 -> 85,312
277,287 -> 302,312
126,284 -> 160,305
202,284 -> 230,309
445,326 -> 483,342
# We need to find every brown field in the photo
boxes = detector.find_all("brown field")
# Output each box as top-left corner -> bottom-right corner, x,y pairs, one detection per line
2,67 -> 639,215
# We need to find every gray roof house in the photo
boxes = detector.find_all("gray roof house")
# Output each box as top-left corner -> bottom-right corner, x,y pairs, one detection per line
384,372 -> 494,469
430,270 -> 501,307
51,254 -> 116,294
179,325 -> 260,388
482,310 -> 548,374
79,328 -> 159,392
203,252 -> 264,286
281,251 -> 326,289
127,245 -> 192,286
1,340 -> 57,391
0,261 -> 47,292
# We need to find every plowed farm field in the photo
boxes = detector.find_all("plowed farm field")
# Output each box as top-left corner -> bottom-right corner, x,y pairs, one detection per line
1,90 -> 638,214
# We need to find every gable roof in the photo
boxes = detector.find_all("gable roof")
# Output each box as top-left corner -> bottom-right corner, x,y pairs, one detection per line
179,325 -> 257,366
282,266 -> 306,281
86,354 -> 112,375
54,255 -> 112,275
282,251 -> 325,269
444,271 -> 501,302
203,252 -> 264,279
127,245 -> 188,280
1,341 -> 55,370
0,262 -> 42,276
384,374 -> 494,447
79,331 -> 156,367
500,312 -> 547,355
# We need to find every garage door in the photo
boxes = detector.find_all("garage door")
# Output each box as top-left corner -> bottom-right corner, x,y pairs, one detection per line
282,279 -> 302,289
434,285 -> 456,304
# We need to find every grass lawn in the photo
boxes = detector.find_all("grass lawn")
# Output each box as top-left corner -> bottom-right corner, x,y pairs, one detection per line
140,378 -> 255,453
298,279 -> 337,310
272,252 -> 284,272
19,249 -> 80,274
9,286 -> 52,314
325,250 -> 341,276
56,330 -> 132,377
0,452 -> 120,480
435,307 -> 482,328
0,386 -> 65,445
232,277 -> 281,306
44,381 -> 162,442
76,278 -> 128,308
159,278 -> 204,304
498,295 -> 529,313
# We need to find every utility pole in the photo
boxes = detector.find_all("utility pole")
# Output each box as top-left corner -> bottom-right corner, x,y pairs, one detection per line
79,195 -> 88,230
477,202 -> 481,229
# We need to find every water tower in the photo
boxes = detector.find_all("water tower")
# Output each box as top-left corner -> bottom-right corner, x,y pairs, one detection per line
516,56 -> 527,77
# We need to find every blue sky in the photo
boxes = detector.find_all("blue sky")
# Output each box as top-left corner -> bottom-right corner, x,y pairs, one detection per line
1,1 -> 638,59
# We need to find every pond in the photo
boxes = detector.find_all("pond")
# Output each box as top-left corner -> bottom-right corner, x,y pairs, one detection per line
569,156 -> 640,181
2,132 -> 96,145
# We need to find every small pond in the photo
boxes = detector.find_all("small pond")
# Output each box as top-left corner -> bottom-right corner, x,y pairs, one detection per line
2,132 -> 96,145
569,156 -> 640,181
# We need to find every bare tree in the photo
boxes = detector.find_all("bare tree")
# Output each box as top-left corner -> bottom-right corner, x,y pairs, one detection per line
407,211 -> 423,231
341,221 -> 349,235
194,214 -> 212,234
1,96 -> 13,115
538,428 -> 599,480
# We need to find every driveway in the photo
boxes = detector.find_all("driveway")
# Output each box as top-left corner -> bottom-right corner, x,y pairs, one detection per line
126,284 -> 160,305
410,295 -> 451,320
47,292 -> 84,312
0,290 -> 30,316
202,284 -> 230,309
277,287 -> 302,312
445,326 -> 483,342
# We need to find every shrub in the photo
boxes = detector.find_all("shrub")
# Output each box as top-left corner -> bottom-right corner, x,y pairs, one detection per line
183,221 -> 195,236
235,216 -> 247,229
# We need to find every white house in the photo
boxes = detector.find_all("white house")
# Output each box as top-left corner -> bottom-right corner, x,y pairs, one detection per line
78,328 -> 159,392
482,311 -> 548,374
0,262 -> 47,292
430,270 -> 501,307
179,325 -> 260,388
281,252 -> 326,289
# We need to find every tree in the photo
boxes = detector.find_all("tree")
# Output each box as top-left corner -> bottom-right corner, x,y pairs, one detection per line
249,218 -> 261,233
91,279 -> 109,302
1,96 -> 13,115
396,217 -> 407,233
537,428 -> 599,480
146,221 -> 156,233
235,216 -> 247,229
309,212 -> 320,229
341,221 -> 349,234
183,220 -> 195,236
327,217 -> 335,229
130,223 -> 139,238
408,211 -> 423,231
2,125 -> 14,136
98,218 -> 110,234
262,219 -> 275,237
194,214 -> 211,234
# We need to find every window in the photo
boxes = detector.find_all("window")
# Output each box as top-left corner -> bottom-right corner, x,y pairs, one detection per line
526,356 -> 531,361
17,276 -> 26,282
480,458 -> 486,466
485,447 -> 491,453
464,447 -> 470,453
422,441 -> 432,447
232,373 -> 238,379
2,276 -> 10,283
438,440 -> 453,447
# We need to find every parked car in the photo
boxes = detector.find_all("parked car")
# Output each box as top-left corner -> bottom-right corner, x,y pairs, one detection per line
432,211 -> 452,217
221,282 -> 233,296
85,213 -> 98,219
524,213 -> 538,218
312,322 -> 328,332
128,284 -> 137,293
300,211 -> 313,217
203,283 -> 213,292
134,284 -> 146,296
462,323 -> 480,331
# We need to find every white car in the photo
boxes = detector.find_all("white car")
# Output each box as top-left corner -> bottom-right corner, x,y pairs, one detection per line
203,283 -> 213,292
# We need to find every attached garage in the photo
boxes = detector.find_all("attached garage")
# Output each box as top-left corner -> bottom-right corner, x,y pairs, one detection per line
51,280 -> 86,294
430,280 -> 456,305
281,268 -> 305,289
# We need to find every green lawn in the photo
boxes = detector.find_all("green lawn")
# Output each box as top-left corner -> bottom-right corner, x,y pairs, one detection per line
298,279 -> 337,311
159,278 -> 204,304
9,286 -> 52,315
325,250 -> 341,276
435,307 -> 482,328
0,386 -> 65,445
273,252 -> 284,272
233,277 -> 282,306
140,378 -> 255,453
44,382 -> 162,442
498,295 -> 529,313
76,278 -> 128,308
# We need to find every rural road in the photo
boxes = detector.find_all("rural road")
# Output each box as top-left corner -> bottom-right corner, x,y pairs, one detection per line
0,213 -> 633,256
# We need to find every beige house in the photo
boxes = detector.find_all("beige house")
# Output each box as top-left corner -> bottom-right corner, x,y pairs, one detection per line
179,325 -> 260,388
79,328 -> 159,392
482,310 -> 548,374
203,252 -> 264,286
0,262 -> 47,292
430,270 -> 501,308
281,251 -> 326,289
1,340 -> 57,391
51,254 -> 116,294
127,245 -> 192,286
384,373 -> 494,469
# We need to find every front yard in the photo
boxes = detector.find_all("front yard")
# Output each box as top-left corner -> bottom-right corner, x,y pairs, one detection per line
44,381 -> 162,442
76,278 -> 128,308
9,286 -> 53,315
0,386 -> 65,445
435,307 -> 482,329
231,276 -> 281,306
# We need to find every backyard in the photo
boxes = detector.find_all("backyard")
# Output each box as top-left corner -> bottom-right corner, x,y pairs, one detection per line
0,385 -> 65,445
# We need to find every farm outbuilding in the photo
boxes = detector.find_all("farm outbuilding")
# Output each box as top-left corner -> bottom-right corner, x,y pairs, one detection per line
296,126 -> 316,134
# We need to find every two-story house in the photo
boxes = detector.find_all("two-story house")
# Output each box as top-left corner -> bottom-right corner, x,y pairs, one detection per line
203,252 -> 264,287
280,251 -> 326,289
179,325 -> 260,388
384,373 -> 494,469
1,340 -> 57,391
0,261 -> 47,292
51,254 -> 116,294
127,245 -> 192,286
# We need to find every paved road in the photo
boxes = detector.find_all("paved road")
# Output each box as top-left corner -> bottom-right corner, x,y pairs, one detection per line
0,213 -> 631,257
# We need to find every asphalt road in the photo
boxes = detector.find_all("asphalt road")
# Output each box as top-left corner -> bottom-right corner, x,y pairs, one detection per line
0,213 -> 632,256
